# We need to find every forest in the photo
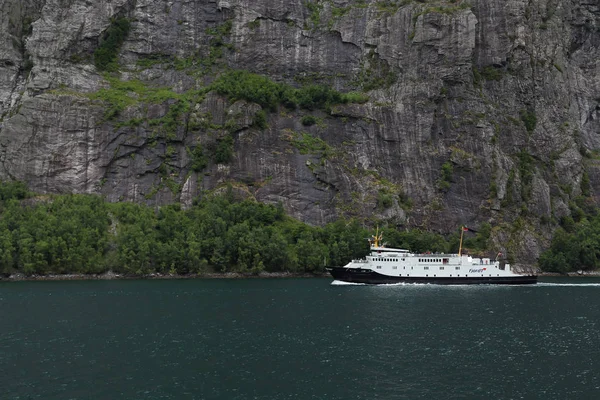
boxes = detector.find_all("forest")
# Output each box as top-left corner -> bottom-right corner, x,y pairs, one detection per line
0,180 -> 502,277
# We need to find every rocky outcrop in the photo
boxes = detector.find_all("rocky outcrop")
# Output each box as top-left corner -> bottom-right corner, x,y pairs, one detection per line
0,0 -> 599,263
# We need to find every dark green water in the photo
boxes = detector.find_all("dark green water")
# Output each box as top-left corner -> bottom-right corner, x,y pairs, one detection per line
1,278 -> 600,399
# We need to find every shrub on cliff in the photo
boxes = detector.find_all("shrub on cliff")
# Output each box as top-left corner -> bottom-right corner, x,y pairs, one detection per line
211,70 -> 369,112
0,180 -> 30,201
94,17 -> 131,72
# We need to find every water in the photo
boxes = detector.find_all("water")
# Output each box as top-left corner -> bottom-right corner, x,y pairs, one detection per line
1,277 -> 600,399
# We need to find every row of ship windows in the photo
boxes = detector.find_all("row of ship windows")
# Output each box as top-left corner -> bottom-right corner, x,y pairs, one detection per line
375,266 -> 461,270
374,258 -> 450,263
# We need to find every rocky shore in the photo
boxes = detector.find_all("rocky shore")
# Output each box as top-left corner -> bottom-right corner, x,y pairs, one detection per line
537,271 -> 600,277
0,271 -> 330,282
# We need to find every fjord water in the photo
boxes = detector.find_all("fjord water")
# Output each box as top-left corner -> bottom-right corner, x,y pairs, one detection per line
1,278 -> 599,399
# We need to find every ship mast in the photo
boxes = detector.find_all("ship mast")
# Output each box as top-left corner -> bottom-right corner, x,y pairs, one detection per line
370,226 -> 383,248
458,226 -> 465,256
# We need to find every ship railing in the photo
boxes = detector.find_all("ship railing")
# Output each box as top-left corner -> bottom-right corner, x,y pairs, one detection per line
415,252 -> 460,257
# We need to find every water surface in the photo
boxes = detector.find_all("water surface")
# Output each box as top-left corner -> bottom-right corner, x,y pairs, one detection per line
1,277 -> 599,399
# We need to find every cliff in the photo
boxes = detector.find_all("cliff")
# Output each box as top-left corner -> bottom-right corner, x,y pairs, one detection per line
1,0 -> 599,263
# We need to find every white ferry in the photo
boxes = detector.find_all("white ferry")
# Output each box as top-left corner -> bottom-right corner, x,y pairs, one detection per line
327,228 -> 537,285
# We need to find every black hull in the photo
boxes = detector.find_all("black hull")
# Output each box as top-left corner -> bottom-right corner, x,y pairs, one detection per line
327,267 -> 538,285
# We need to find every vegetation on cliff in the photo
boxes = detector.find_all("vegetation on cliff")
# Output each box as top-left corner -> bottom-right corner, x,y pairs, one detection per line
538,197 -> 600,274
212,70 -> 368,111
94,17 -> 131,72
0,180 -> 493,277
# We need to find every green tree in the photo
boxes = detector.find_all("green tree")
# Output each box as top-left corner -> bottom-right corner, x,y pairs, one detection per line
0,229 -> 14,275
94,18 -> 131,72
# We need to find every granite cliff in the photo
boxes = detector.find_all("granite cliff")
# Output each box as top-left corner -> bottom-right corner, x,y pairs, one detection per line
1,0 -> 599,264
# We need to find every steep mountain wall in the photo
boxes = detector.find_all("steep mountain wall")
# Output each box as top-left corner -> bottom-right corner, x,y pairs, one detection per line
1,0 -> 599,263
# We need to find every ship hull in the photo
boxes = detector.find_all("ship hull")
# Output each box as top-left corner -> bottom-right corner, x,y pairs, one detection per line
327,267 -> 538,285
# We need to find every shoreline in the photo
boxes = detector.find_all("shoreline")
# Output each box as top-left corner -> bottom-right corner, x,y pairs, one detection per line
0,271 -> 331,282
537,271 -> 600,277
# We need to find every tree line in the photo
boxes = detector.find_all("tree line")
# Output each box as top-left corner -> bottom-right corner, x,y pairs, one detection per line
538,203 -> 600,274
0,181 -> 495,277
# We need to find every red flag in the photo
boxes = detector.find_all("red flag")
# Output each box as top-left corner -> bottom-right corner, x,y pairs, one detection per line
463,227 -> 469,231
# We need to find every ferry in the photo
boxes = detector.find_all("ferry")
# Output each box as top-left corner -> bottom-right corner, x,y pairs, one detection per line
327,228 -> 537,285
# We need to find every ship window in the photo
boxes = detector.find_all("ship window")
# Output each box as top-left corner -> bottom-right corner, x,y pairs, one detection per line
392,266 -> 397,269
439,267 -> 444,270
424,267 -> 429,270
376,266 -> 382,269
402,258 -> 405,261
455,267 -> 460,270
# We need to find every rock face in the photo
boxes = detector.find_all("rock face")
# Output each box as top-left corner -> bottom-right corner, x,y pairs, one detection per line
0,0 -> 599,263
